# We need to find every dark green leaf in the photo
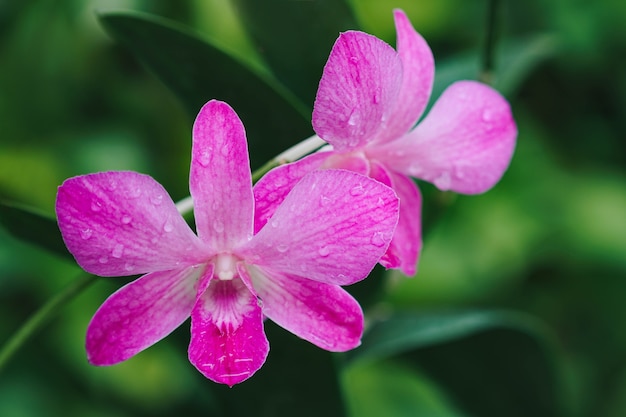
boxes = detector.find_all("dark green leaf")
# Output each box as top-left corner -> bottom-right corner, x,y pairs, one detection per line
347,310 -> 566,417
207,321 -> 346,417
432,34 -> 559,101
232,0 -> 359,106
0,200 -> 71,261
98,11 -> 313,169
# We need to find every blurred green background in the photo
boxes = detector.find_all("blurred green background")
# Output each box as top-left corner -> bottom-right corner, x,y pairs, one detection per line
1,0 -> 625,416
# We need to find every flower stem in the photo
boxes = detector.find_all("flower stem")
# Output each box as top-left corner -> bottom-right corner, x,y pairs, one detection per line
480,0 -> 501,85
0,273 -> 97,374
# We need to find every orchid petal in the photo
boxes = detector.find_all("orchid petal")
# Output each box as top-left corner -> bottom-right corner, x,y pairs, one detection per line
56,171 -> 206,276
253,152 -> 329,233
242,170 -> 399,286
190,100 -> 254,250
248,266 -> 363,351
375,81 -> 517,194
374,9 -> 435,144
86,265 -> 202,365
375,166 -> 422,276
313,31 -> 402,151
188,276 -> 268,386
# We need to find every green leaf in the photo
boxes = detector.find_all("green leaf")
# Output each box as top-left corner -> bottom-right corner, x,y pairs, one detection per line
208,321 -> 347,417
347,310 -> 565,417
98,11 -> 313,169
0,200 -> 71,261
232,0 -> 359,106
433,34 -> 559,101
343,360 -> 467,417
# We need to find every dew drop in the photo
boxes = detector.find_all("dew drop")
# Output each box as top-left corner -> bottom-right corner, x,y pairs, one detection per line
372,92 -> 380,104
151,236 -> 159,244
124,262 -> 135,272
349,56 -> 359,63
319,195 -> 331,207
128,187 -> 142,199
220,145 -> 230,156
199,150 -> 211,167
163,221 -> 174,233
150,194 -> 163,206
80,228 -> 93,240
270,219 -> 279,228
377,197 -> 385,206
98,256 -> 109,264
433,172 -> 452,190
350,183 -> 365,196
370,232 -> 386,247
276,244 -> 288,253
482,109 -> 494,122
112,243 -> 124,258
348,110 -> 359,127
121,215 -> 132,225
318,246 -> 330,257
213,220 -> 225,233
107,180 -> 118,191
90,201 -> 102,212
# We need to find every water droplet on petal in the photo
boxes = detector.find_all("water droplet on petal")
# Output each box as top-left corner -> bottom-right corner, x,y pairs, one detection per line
112,244 -> 124,258
377,197 -> 385,206
318,246 -> 330,257
213,220 -> 225,233
276,244 -> 288,253
433,172 -> 452,190
350,183 -> 365,196
482,109 -> 494,122
319,195 -> 331,207
150,194 -> 163,206
80,228 -> 93,240
107,180 -> 118,191
124,262 -> 135,272
198,149 -> 211,167
151,236 -> 159,244
90,201 -> 102,212
220,145 -> 230,156
270,219 -> 279,228
121,215 -> 132,225
348,111 -> 359,127
128,187 -> 142,199
98,256 -> 108,264
349,56 -> 359,63
163,221 -> 174,233
370,232 -> 386,247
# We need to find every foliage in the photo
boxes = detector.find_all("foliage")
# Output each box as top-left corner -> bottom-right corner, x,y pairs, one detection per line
1,0 -> 625,416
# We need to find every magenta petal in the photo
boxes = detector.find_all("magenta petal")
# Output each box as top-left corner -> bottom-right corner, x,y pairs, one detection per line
377,81 -> 517,194
253,152 -> 329,233
249,267 -> 363,351
188,277 -> 268,386
379,169 -> 422,276
242,170 -> 399,286
56,171 -> 206,276
190,100 -> 254,250
86,265 -> 202,365
374,9 -> 435,144
313,31 -> 402,151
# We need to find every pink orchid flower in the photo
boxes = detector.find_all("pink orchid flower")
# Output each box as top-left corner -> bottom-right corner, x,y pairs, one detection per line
55,100 -> 399,386
254,9 -> 517,276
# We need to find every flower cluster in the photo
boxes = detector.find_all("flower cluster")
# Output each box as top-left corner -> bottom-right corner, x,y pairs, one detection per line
55,10 -> 516,386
